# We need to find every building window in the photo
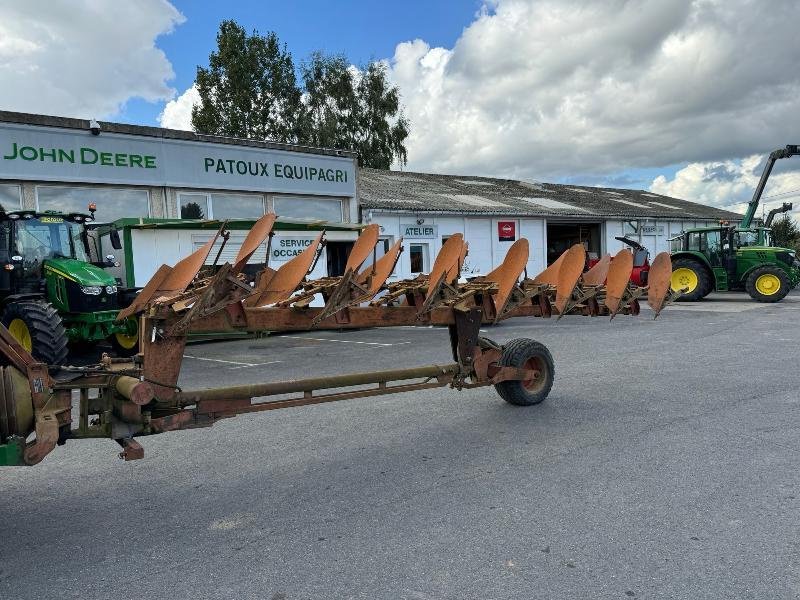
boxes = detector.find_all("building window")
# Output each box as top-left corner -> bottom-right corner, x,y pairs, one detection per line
37,185 -> 149,221
273,196 -> 343,223
0,184 -> 22,210
179,193 -> 209,219
178,192 -> 265,220
409,243 -> 429,274
212,193 -> 266,219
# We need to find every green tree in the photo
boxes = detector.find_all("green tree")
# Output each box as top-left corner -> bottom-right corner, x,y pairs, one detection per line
191,20 -> 305,142
181,201 -> 205,219
301,52 -> 359,151
302,52 -> 409,168
355,60 -> 409,168
771,214 -> 800,251
192,21 -> 410,166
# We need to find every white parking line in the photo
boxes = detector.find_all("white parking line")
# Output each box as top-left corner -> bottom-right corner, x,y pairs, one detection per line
184,355 -> 282,369
228,361 -> 283,370
283,336 -> 411,347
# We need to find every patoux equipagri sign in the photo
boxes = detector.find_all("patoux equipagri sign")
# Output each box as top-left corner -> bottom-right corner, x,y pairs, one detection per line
0,122 -> 356,197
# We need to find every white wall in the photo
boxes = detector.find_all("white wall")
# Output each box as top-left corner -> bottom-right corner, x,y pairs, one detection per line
128,227 -> 356,287
373,212 -> 725,279
370,212 -> 547,280
604,218 -> 719,256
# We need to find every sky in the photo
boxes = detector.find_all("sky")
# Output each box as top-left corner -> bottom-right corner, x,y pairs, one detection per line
1,0 -> 800,217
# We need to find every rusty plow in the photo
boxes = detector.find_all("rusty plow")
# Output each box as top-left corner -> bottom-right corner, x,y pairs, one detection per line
0,216 -> 678,466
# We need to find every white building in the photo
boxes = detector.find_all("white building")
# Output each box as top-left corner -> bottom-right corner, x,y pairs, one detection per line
359,168 -> 740,279
0,111 -> 743,287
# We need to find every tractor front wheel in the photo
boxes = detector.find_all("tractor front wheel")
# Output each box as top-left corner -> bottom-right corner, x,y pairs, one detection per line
671,258 -> 712,301
2,301 -> 69,365
494,338 -> 555,406
745,266 -> 790,303
109,316 -> 139,356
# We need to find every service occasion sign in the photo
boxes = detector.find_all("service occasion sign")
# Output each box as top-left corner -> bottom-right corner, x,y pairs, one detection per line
0,122 -> 356,197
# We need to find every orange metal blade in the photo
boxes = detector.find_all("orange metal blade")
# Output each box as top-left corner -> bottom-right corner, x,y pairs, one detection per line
554,244 -> 586,314
647,252 -> 673,318
159,226 -> 223,293
532,251 -> 566,285
582,254 -> 611,286
485,238 -> 529,314
455,241 -> 469,281
344,224 -> 380,272
431,234 -> 465,283
246,232 -> 323,307
604,249 -> 634,315
357,238 -> 403,298
116,264 -> 173,321
232,213 -> 277,274
424,234 -> 465,302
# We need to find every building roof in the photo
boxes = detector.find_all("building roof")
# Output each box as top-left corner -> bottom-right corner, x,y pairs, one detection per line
359,168 -> 741,221
0,110 -> 357,159
106,216 -> 363,232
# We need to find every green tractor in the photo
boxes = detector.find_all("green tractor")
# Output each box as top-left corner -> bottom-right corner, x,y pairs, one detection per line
670,145 -> 800,302
0,209 -> 139,364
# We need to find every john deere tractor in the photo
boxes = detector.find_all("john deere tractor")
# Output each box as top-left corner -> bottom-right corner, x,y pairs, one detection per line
0,209 -> 139,364
670,145 -> 800,302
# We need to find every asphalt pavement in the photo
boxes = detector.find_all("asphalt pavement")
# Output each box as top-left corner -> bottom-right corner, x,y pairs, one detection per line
3,291 -> 800,599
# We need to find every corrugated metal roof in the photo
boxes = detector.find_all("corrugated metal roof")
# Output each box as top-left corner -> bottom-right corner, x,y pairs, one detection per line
359,168 -> 741,220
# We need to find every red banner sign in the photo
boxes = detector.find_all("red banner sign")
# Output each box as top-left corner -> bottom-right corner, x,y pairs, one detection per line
498,221 -> 516,241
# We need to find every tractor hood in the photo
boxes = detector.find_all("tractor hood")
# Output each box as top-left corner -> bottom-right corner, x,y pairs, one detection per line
44,258 -> 115,287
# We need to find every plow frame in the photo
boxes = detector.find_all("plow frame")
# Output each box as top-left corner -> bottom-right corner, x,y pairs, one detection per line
0,213 -> 679,467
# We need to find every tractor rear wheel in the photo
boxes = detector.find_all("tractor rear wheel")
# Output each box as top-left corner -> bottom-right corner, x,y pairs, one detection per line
494,338 -> 555,406
2,301 -> 69,365
745,266 -> 790,303
671,258 -> 712,301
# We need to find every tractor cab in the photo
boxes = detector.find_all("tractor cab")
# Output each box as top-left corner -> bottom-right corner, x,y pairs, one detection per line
0,211 -> 116,300
735,227 -> 772,248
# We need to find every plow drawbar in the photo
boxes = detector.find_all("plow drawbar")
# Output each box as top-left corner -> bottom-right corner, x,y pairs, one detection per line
0,215 -> 679,466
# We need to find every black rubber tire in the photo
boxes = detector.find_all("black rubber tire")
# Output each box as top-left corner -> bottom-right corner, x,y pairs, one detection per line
671,258 -> 712,302
1,301 -> 69,365
745,265 -> 790,303
494,338 -> 555,406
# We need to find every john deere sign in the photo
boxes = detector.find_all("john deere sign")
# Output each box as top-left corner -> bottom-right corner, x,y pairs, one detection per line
0,122 -> 355,196
4,142 -> 158,169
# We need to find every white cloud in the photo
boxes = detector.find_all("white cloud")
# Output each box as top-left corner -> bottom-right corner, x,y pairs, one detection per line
0,0 -> 184,119
650,153 -> 800,216
388,0 -> 800,183
159,84 -> 199,130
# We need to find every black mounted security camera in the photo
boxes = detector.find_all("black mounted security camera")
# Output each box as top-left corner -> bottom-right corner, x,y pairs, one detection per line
89,119 -> 101,136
